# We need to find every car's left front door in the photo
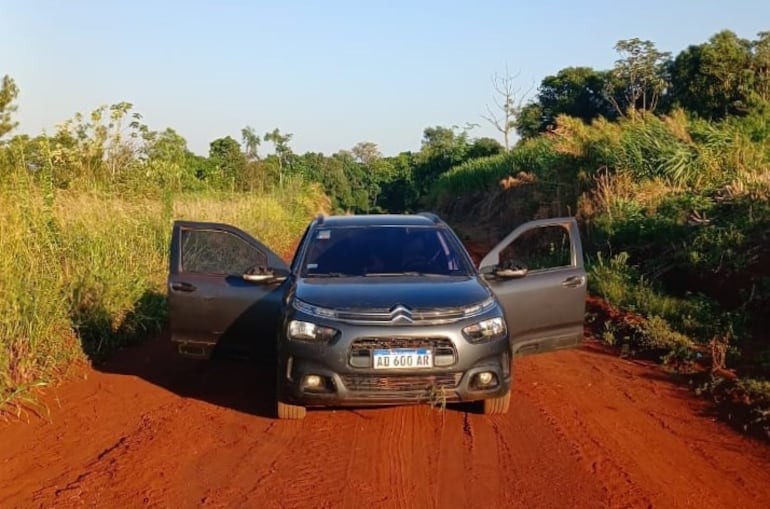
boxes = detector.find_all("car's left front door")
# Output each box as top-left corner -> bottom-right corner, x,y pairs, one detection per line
168,221 -> 290,361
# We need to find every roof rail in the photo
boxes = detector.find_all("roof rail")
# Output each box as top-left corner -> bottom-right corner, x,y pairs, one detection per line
315,213 -> 326,225
416,211 -> 442,223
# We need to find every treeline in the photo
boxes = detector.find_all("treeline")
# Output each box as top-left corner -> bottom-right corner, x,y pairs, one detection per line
1,30 -> 769,217
516,30 -> 770,138
0,89 -> 502,214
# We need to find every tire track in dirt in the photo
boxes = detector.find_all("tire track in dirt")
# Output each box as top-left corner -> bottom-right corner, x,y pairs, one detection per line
182,417 -> 303,508
433,409 -> 473,508
516,342 -> 770,509
464,414 -> 507,503
244,411 -> 366,508
3,338 -> 770,508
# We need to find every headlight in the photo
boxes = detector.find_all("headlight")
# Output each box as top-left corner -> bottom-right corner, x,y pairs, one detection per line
287,320 -> 338,342
293,299 -> 337,318
462,317 -> 506,342
461,296 -> 496,317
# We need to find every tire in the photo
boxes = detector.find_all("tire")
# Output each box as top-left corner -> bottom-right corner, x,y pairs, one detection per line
482,389 -> 510,415
277,400 -> 306,420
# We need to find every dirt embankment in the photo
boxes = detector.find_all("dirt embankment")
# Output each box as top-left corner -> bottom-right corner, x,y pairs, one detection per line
2,331 -> 770,508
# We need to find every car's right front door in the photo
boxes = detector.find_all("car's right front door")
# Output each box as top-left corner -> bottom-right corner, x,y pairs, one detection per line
479,217 -> 587,356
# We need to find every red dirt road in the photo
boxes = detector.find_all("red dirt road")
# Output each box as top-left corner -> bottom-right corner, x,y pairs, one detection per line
2,336 -> 770,509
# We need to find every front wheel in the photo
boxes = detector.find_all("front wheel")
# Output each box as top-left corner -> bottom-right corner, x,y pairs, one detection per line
277,400 -> 306,419
482,389 -> 510,415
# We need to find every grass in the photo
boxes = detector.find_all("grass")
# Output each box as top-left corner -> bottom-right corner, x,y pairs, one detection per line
0,174 -> 328,412
427,107 -> 770,440
586,251 -> 732,343
431,136 -> 577,207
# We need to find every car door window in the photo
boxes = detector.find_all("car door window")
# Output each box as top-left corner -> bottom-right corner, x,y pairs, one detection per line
499,225 -> 572,272
181,228 -> 267,275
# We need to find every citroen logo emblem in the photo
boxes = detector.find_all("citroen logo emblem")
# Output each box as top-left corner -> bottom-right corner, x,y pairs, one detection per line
389,305 -> 413,323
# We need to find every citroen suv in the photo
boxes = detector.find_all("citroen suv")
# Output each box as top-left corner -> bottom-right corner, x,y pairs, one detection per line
167,213 -> 586,419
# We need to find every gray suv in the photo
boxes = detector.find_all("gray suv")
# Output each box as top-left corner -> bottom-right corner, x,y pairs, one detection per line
167,213 -> 586,419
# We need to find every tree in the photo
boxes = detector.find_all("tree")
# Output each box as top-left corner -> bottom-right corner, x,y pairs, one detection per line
753,31 -> 770,104
482,66 -> 529,150
540,67 -> 618,126
515,103 -> 545,139
516,67 -> 618,137
411,125 -> 472,199
351,141 -> 382,166
264,128 -> 293,186
46,102 -> 147,184
378,152 -> 420,213
606,38 -> 671,116
241,125 -> 261,161
294,151 -> 363,212
143,128 -> 191,189
467,137 -> 504,159
668,30 -> 757,119
335,150 -> 370,212
209,136 -> 246,188
0,75 -> 19,140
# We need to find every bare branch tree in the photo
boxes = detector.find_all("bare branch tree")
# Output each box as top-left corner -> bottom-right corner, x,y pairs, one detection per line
481,65 -> 531,150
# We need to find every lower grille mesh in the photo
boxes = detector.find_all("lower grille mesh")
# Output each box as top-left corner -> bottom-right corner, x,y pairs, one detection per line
340,373 -> 462,392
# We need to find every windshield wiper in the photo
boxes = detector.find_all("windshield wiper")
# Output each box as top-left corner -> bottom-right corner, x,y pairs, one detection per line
305,272 -> 355,278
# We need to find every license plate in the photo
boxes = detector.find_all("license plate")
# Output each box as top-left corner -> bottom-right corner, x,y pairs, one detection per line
372,348 -> 433,370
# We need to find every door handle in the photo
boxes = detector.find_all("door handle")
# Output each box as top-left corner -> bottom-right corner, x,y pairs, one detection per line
561,276 -> 585,288
171,282 -> 197,293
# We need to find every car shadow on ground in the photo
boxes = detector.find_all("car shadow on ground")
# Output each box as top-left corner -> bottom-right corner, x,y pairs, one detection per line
94,328 -> 280,418
95,328 -> 485,420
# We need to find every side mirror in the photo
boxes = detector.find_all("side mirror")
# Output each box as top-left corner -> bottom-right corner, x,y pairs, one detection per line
243,273 -> 275,283
242,265 -> 285,284
494,266 -> 528,279
493,260 -> 528,279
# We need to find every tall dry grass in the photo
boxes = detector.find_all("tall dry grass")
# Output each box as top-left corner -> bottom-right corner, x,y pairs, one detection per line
0,174 -> 328,413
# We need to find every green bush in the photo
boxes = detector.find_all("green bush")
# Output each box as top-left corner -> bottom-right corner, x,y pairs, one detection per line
587,252 -> 732,343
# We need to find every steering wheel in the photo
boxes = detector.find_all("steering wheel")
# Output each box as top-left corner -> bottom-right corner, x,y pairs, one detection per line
403,256 -> 433,272
402,249 -> 442,273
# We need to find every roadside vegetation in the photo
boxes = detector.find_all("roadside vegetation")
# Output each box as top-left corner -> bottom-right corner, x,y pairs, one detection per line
0,97 -> 330,413
429,29 -> 770,440
1,28 -> 769,439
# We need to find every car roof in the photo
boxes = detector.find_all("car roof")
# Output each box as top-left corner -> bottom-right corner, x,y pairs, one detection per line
313,213 -> 445,228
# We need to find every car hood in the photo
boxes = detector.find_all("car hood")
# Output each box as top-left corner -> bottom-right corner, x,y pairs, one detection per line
295,275 -> 492,311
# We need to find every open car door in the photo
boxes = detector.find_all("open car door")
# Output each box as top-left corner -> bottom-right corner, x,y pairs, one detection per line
478,217 -> 586,356
167,220 -> 290,361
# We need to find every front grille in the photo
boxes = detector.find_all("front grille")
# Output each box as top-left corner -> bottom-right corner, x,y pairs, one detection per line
349,337 -> 457,368
351,336 -> 454,351
340,373 -> 462,392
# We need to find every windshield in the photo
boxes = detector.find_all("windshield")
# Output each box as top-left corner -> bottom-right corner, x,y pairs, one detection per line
300,225 -> 474,277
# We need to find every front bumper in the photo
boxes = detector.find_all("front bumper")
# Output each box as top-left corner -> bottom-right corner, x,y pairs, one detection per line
276,317 -> 512,408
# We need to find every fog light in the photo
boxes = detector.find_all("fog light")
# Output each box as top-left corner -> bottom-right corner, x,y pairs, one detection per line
305,375 -> 322,388
478,372 -> 494,386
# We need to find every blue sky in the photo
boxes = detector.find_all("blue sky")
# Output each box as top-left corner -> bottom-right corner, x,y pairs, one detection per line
2,0 -> 769,156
